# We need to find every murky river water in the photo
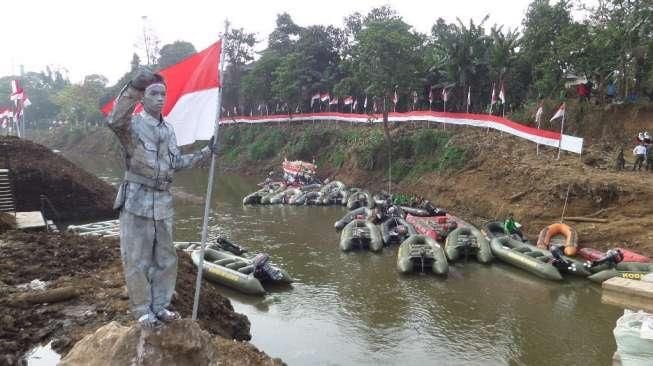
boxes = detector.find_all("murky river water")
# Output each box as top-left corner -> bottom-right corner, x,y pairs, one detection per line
73,155 -> 622,365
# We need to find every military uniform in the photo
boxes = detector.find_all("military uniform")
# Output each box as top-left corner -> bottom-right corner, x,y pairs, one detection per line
108,85 -> 211,319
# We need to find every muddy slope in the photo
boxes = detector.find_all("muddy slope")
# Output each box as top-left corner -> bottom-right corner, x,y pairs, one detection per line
1,137 -> 116,222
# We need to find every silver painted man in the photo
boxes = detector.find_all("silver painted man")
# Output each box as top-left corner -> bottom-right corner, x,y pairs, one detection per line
108,68 -> 215,327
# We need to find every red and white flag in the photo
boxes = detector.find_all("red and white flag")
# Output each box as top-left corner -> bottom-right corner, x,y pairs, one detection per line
363,96 -> 368,109
329,97 -> 338,105
343,96 -> 354,105
393,89 -> 398,105
550,103 -> 565,122
466,87 -> 471,108
428,86 -> 433,106
535,104 -> 543,124
10,80 -> 24,102
102,40 -> 222,146
23,98 -> 32,107
310,93 -> 320,107
490,83 -> 497,105
352,98 -> 357,110
320,93 -> 331,102
499,84 -> 506,104
442,87 -> 449,103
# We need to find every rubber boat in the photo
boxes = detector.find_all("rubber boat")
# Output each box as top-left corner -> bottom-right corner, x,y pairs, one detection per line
334,207 -> 370,231
190,248 -> 292,295
381,217 -> 417,246
588,262 -> 653,283
242,189 -> 266,205
396,235 -> 449,275
445,227 -> 493,264
346,191 -> 374,210
578,247 -> 650,263
406,213 -> 469,242
490,236 -> 563,281
292,190 -> 323,205
322,189 -> 349,205
339,219 -> 383,252
269,188 -> 302,204
260,182 -> 287,204
536,223 -> 578,255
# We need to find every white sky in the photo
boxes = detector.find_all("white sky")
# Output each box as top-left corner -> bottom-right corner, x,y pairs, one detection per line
3,0 -> 537,84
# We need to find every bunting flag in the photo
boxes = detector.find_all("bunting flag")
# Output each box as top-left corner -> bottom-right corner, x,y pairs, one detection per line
310,93 -> 320,107
343,96 -> 354,105
550,103 -> 565,122
499,84 -> 506,104
101,40 -> 222,145
466,87 -> 471,109
320,93 -> 330,102
535,104 -> 543,124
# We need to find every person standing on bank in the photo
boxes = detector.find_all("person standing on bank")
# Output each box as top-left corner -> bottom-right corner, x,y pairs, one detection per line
108,67 -> 217,328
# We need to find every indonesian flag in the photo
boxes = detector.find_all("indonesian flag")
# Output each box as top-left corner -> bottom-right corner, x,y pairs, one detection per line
23,98 -> 32,107
343,96 -> 354,105
442,87 -> 449,102
329,97 -> 338,105
535,104 -> 543,124
10,80 -> 24,101
491,83 -> 497,105
363,96 -> 368,109
499,84 -> 506,104
412,90 -> 418,105
393,89 -> 398,105
320,93 -> 330,102
352,98 -> 357,110
550,103 -> 565,122
429,87 -> 433,105
102,40 -> 222,146
310,93 -> 320,107
466,87 -> 471,107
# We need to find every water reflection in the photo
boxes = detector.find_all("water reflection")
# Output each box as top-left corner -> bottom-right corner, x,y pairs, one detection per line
67,154 -> 621,366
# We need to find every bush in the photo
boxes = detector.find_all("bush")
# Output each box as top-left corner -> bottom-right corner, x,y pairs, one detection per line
248,129 -> 284,160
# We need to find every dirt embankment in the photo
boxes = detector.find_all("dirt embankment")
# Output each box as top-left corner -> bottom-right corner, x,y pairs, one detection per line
0,231 -> 263,365
1,136 -> 116,222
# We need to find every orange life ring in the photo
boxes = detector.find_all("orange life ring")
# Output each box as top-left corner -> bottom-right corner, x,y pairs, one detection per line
536,223 -> 578,256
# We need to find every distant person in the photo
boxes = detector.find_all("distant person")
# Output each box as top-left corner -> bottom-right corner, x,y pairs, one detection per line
504,213 -> 524,241
108,67 -> 216,328
606,82 -> 617,103
633,142 -> 647,171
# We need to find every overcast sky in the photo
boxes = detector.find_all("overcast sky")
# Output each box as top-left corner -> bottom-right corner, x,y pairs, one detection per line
3,0 -> 542,84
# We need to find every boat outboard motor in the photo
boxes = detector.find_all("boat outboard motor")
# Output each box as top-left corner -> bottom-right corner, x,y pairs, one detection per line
550,245 -> 579,272
590,248 -> 624,269
215,236 -> 247,255
253,253 -> 283,280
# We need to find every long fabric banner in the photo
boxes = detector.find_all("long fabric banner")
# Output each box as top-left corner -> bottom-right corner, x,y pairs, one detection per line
219,111 -> 584,154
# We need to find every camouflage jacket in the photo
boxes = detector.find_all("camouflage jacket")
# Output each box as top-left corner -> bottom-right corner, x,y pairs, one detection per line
108,86 -> 211,219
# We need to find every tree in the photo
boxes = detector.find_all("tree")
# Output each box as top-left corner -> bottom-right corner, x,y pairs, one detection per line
268,13 -> 302,54
157,41 -> 196,69
222,26 -> 258,111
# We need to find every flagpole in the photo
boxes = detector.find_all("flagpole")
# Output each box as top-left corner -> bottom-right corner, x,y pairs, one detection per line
536,119 -> 542,156
192,20 -> 229,321
556,110 -> 565,160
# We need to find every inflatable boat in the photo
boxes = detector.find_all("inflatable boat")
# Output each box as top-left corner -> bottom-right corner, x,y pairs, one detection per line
381,217 -> 417,246
490,236 -> 564,281
339,219 -> 383,252
445,226 -> 493,264
396,235 -> 448,275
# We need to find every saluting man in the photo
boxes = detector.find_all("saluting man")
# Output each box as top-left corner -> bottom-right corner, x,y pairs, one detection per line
108,67 -> 216,328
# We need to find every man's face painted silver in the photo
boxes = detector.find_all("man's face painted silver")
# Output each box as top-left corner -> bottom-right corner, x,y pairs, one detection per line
143,84 -> 166,118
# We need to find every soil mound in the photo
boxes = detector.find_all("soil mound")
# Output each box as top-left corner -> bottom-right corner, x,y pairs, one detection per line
0,231 -> 250,364
59,320 -> 281,366
0,136 -> 116,222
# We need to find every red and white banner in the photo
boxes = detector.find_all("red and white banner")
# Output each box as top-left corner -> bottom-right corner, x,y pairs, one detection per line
219,111 -> 584,154
102,40 -> 222,146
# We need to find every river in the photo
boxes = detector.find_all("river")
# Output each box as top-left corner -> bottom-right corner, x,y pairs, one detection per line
73,155 -> 621,365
